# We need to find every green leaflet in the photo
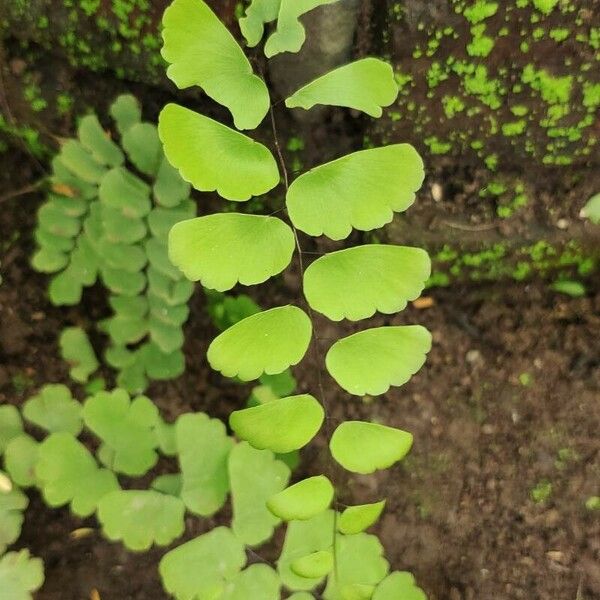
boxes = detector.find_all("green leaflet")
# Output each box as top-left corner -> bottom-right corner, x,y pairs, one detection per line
278,510 -> 335,591
304,245 -> 431,321
169,214 -> 295,291
229,442 -> 290,546
159,103 -> 280,201
207,292 -> 261,331
37,202 -> 81,239
264,0 -> 341,57
154,419 -> 177,456
286,145 -> 424,240
176,413 -> 233,516
82,389 -> 160,476
122,123 -> 163,176
97,239 -> 147,272
0,406 -> 23,453
582,193 -> 600,224
98,490 -> 185,551
51,156 -> 96,200
60,140 -> 107,183
23,384 -> 82,436
230,394 -> 323,453
148,202 -> 195,242
326,325 -> 432,396
286,58 -> 398,117
34,95 -> 195,392
338,501 -> 386,535
239,0 -> 281,47
0,550 -> 44,600
207,305 -> 312,381
153,156 -> 191,208
149,317 -> 185,353
143,344 -> 186,381
221,564 -> 281,600
373,572 -> 427,600
0,488 -> 28,554
159,527 -> 246,600
329,421 -> 413,475
110,94 -> 142,136
291,550 -> 334,579
35,432 -> 119,517
323,533 -> 389,600
99,167 -> 152,219
59,327 -> 99,383
267,475 -> 334,520
162,0 -> 270,130
151,473 -> 182,497
4,435 -> 39,488
78,114 -> 124,167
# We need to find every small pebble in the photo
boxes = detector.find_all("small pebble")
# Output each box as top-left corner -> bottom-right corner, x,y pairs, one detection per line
466,349 -> 482,364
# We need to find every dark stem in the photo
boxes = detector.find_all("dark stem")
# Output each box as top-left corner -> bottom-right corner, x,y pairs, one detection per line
268,100 -> 342,585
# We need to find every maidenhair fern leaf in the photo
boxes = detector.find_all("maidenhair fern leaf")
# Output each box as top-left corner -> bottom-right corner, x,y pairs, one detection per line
122,123 -> 162,176
373,572 -> 427,600
162,0 -> 270,130
329,421 -> 413,475
291,550 -> 333,579
304,245 -> 431,321
175,413 -> 233,516
0,550 -> 44,600
325,325 -> 432,396
338,501 -> 386,535
98,167 -> 152,219
77,114 -> 124,167
35,432 -> 119,516
159,104 -> 280,201
207,306 -> 312,381
0,406 -> 23,453
59,327 -> 99,383
278,510 -> 335,591
323,533 -> 389,600
287,145 -> 424,240
110,94 -> 142,136
151,473 -> 182,497
169,214 -> 295,291
267,475 -> 334,520
264,0 -> 341,57
60,140 -> 107,184
239,0 -> 281,47
229,394 -> 323,453
159,527 -> 246,600
4,435 -> 39,487
0,488 -> 28,554
222,564 -> 281,600
286,58 -> 398,117
229,442 -> 290,546
142,343 -> 186,381
97,490 -> 185,551
153,157 -> 191,208
82,389 -> 159,476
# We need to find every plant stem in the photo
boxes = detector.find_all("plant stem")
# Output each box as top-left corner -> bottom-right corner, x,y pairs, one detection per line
268,100 -> 342,587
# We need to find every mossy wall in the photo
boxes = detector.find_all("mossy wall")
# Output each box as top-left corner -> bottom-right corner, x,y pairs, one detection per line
376,0 -> 599,172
